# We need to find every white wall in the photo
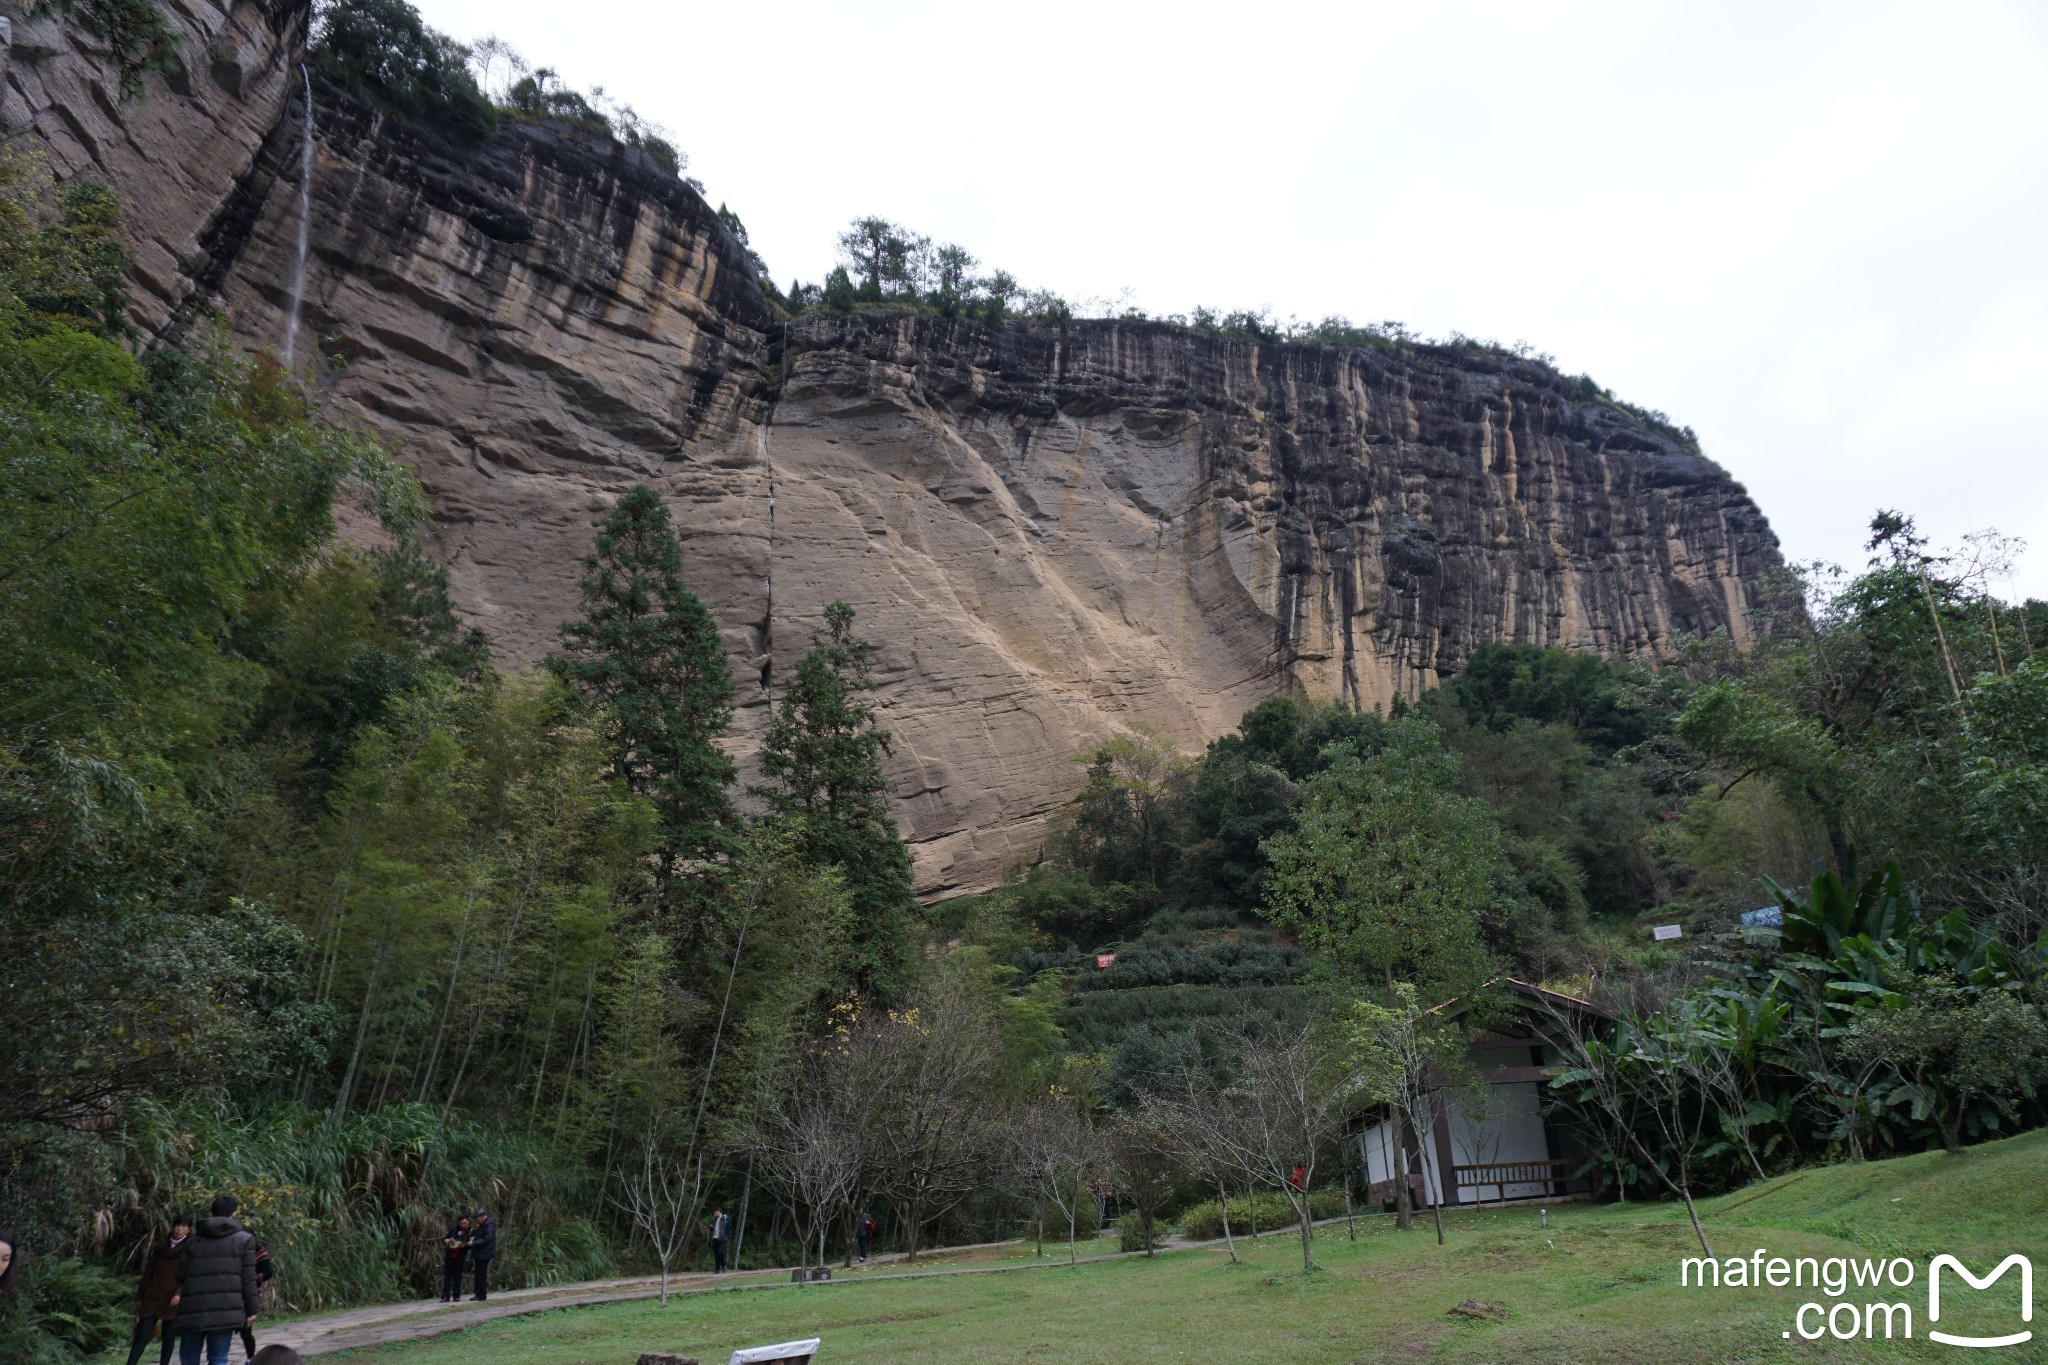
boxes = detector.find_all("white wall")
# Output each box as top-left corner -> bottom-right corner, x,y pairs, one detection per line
1357,1081 -> 1555,1206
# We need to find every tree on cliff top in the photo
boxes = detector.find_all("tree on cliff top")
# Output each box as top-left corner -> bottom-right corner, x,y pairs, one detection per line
755,601 -> 919,997
314,0 -> 497,141
557,485 -> 738,904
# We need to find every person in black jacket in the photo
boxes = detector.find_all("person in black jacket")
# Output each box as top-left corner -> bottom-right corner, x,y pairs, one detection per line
175,1197 -> 258,1365
439,1217 -> 471,1303
466,1209 -> 496,1302
237,1241 -> 273,1362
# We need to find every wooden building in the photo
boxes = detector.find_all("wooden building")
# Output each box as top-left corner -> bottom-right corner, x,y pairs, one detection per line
1358,979 -> 1615,1208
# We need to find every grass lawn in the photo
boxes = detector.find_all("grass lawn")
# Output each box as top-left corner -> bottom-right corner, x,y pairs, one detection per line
327,1130 -> 2048,1364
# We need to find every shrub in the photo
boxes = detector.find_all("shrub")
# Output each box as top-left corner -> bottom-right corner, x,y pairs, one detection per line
505,75 -> 605,129
1068,938 -> 1309,994
1116,1216 -> 1160,1253
1061,984 -> 1311,1054
9,1257 -> 131,1358
1176,1188 -> 1347,1241
49,0 -> 177,99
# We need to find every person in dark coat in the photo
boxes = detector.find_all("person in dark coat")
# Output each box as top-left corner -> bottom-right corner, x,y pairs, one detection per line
466,1209 -> 496,1302
709,1208 -> 730,1273
176,1196 -> 258,1365
126,1213 -> 192,1365
237,1241 -> 273,1362
439,1217 -> 471,1303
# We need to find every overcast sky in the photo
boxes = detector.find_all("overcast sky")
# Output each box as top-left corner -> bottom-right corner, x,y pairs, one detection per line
415,0 -> 2048,599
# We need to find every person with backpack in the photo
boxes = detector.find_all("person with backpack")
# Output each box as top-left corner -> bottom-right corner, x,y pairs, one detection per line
175,1196 -> 258,1365
126,1212 -> 191,1365
856,1211 -> 876,1264
466,1209 -> 496,1301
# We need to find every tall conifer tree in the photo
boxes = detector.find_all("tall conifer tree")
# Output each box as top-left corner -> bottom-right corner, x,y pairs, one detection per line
756,601 -> 918,995
557,485 -> 737,892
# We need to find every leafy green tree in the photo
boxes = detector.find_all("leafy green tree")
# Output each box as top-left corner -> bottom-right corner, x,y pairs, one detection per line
0,155 -> 421,1249
1674,516 -> 2043,935
930,243 -> 977,315
755,602 -> 918,995
1175,696 -> 1385,908
1261,716 -> 1502,994
1439,641 -> 1655,754
979,269 -> 1020,321
1845,982 -> 2048,1156
822,266 -> 856,312
835,217 -> 929,301
557,485 -> 738,897
313,0 -> 497,141
1049,728 -> 1193,891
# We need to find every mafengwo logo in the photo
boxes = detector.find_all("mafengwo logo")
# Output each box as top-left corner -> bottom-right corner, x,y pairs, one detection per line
1680,1249 -> 2033,1346
1929,1255 -> 2032,1349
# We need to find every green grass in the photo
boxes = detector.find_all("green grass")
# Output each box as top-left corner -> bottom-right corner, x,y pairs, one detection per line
328,1131 -> 2048,1363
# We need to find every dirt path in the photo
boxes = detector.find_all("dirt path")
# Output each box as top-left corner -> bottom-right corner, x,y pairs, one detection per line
263,1214 -> 1392,1356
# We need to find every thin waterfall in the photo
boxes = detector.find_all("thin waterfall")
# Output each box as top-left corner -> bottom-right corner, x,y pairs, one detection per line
282,64 -> 315,366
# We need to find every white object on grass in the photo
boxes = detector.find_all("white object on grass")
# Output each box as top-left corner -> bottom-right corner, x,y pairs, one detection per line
729,1339 -> 822,1365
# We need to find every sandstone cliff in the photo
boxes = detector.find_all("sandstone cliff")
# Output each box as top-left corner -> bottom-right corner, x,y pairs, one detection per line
4,10 -> 1785,897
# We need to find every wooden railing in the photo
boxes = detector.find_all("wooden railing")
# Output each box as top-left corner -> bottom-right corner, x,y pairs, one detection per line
1448,1159 -> 1580,1203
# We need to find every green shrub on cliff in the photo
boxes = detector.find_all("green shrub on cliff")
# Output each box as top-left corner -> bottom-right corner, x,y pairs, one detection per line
42,0 -> 178,99
313,0 -> 496,141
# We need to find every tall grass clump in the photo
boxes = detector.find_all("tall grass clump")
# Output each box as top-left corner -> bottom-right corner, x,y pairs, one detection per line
119,1098 -> 613,1310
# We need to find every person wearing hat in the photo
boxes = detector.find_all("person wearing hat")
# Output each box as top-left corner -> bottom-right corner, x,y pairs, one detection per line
466,1208 -> 496,1302
175,1196 -> 258,1365
126,1212 -> 192,1365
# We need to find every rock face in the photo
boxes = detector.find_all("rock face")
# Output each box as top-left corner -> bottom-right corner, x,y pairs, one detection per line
0,0 -> 305,335
10,15 -> 1786,898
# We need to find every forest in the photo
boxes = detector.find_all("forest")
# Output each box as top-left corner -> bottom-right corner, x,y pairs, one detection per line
5,3 -> 2048,1357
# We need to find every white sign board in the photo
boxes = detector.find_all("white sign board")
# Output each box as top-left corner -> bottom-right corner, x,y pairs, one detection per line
1651,924 -> 1683,941
730,1340 -> 821,1365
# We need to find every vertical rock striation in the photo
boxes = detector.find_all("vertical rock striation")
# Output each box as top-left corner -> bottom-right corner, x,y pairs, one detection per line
0,0 -> 305,335
10,23 -> 1785,897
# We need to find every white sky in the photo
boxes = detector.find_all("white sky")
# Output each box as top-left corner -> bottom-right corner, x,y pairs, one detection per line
415,0 -> 2048,599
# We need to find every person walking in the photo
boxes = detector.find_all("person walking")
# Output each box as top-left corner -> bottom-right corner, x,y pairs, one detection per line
439,1216 -> 471,1303
126,1213 -> 191,1365
709,1208 -> 730,1274
466,1208 -> 496,1302
856,1211 -> 876,1264
236,1240 -> 273,1362
176,1196 -> 258,1365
